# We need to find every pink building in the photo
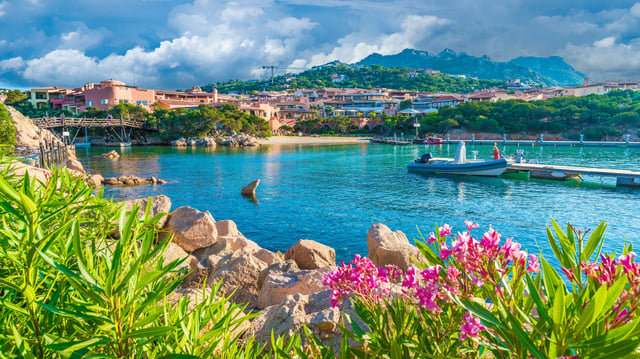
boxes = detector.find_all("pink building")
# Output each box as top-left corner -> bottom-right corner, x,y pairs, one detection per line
81,80 -> 155,112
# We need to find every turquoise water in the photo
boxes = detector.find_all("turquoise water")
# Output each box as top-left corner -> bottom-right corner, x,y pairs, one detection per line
75,141 -> 640,265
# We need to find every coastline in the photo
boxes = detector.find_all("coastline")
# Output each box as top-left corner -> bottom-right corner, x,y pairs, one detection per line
258,135 -> 371,145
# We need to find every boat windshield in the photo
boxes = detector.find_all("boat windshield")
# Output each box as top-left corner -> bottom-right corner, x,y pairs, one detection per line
454,141 -> 466,164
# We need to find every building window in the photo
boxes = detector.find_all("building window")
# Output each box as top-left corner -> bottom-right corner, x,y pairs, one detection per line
101,99 -> 109,105
136,100 -> 148,105
119,99 -> 129,104
87,100 -> 93,107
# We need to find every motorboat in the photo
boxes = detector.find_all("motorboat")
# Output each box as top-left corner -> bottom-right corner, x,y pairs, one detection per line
413,136 -> 443,145
407,141 -> 510,177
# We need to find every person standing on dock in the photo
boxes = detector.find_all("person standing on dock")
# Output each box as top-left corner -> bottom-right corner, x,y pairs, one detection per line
492,144 -> 501,160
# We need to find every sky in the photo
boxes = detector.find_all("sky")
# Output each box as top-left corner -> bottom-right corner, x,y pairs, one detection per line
1,0 -> 640,90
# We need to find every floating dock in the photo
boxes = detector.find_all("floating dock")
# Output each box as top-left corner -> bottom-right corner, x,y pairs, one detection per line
506,163 -> 640,187
441,139 -> 640,148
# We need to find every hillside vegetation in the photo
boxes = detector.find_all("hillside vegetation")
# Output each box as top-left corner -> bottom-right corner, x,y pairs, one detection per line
204,64 -> 504,94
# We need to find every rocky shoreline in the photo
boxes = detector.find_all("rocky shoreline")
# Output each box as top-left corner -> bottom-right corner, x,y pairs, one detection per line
123,194 -> 419,348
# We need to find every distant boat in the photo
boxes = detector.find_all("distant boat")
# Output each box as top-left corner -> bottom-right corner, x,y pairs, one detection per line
103,142 -> 131,147
73,142 -> 91,148
413,136 -> 443,145
408,141 -> 510,177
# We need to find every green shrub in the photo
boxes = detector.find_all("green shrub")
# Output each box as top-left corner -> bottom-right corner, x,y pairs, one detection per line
0,159 -> 296,358
0,104 -> 16,147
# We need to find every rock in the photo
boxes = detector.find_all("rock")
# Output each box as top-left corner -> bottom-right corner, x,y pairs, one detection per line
249,290 -> 343,350
192,240 -> 234,268
208,251 -> 268,305
150,176 -> 157,184
123,195 -> 172,228
367,223 -> 425,272
171,137 -> 187,146
227,235 -> 261,253
163,242 -> 194,273
2,161 -> 51,185
253,248 -> 282,266
163,206 -> 218,252
65,159 -> 85,173
186,138 -> 199,146
103,177 -> 119,185
157,179 -> 167,184
87,174 -> 104,188
241,179 -> 260,196
284,239 -> 336,270
216,220 -> 239,241
257,259 -> 299,290
100,150 -> 120,159
6,106 -> 65,151
256,267 -> 330,309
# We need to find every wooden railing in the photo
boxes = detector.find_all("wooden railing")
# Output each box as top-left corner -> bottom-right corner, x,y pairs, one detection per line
34,117 -> 146,129
38,139 -> 69,169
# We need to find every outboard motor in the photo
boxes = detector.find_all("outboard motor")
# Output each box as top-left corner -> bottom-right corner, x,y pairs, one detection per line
416,153 -> 432,163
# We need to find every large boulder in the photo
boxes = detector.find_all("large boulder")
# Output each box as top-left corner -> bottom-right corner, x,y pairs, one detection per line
256,267 -> 330,309
284,239 -> 336,270
65,159 -> 85,173
367,223 -> 425,272
163,206 -> 218,252
100,150 -> 120,160
208,251 -> 268,305
87,174 -> 104,188
249,290 -> 343,350
241,179 -> 260,196
123,195 -> 172,228
171,137 -> 187,146
257,259 -> 299,290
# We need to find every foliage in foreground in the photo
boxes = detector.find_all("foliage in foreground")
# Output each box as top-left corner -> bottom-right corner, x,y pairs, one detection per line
0,104 -> 16,147
324,220 -> 640,358
2,151 -> 639,358
0,158 -> 292,358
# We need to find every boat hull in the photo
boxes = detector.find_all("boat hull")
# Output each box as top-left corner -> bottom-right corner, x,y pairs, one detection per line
407,158 -> 509,177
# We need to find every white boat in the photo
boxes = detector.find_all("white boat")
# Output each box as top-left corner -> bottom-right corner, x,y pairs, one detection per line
407,141 -> 510,177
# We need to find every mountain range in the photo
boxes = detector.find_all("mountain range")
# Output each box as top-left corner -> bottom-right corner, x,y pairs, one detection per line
355,49 -> 585,87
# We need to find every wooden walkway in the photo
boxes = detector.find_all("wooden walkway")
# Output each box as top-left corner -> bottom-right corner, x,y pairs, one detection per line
34,117 -> 146,129
508,163 -> 640,187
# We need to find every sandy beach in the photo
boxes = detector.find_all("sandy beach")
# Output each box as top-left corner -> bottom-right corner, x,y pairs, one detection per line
258,135 -> 371,145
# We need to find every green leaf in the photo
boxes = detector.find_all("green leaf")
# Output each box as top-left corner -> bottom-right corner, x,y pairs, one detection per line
525,274 -> 551,323
582,221 -> 607,262
45,337 -> 110,351
123,326 -> 173,339
550,285 -> 566,331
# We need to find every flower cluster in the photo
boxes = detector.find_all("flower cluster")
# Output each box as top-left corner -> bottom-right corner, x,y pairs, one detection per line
562,251 -> 640,328
459,312 -> 487,340
322,254 -> 401,307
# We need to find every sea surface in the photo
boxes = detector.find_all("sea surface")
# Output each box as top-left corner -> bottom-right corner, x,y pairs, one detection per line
75,141 -> 640,266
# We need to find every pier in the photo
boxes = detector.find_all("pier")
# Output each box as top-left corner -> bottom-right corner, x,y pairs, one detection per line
506,163 -> 640,187
33,116 -> 153,144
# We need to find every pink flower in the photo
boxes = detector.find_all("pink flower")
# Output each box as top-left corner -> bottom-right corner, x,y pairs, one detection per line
527,254 -> 540,273
464,219 -> 480,233
561,267 -> 577,282
440,224 -> 452,237
428,232 -> 438,244
460,312 -> 486,340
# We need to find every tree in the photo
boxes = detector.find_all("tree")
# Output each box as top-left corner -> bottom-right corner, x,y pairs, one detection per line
4,90 -> 27,105
398,99 -> 413,111
0,104 -> 16,146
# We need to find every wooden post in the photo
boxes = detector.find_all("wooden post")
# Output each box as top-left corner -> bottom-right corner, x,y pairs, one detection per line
57,142 -> 62,164
39,143 -> 45,168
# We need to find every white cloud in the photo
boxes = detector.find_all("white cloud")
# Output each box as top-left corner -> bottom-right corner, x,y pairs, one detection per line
631,3 -> 640,17
59,23 -> 108,51
562,37 -> 640,80
291,14 -> 450,68
0,57 -> 26,72
0,1 -> 6,17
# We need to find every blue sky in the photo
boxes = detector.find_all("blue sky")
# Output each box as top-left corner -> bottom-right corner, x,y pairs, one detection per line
1,0 -> 640,90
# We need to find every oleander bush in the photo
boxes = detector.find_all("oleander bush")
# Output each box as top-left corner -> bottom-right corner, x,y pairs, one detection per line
3,153 -> 639,358
323,220 -> 640,358
0,158 -> 299,358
